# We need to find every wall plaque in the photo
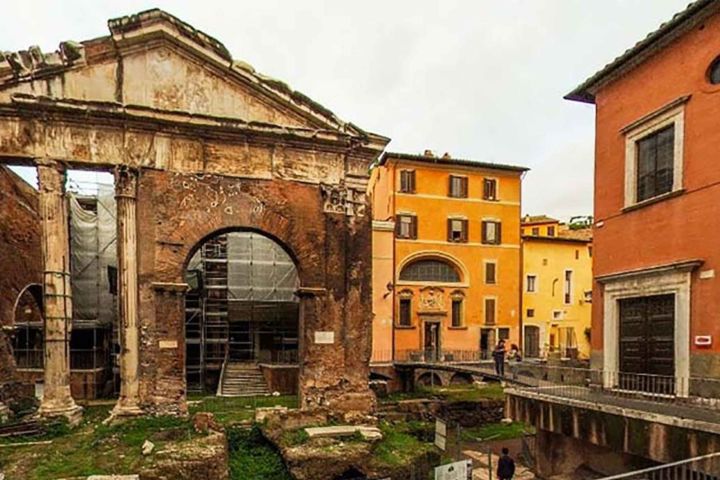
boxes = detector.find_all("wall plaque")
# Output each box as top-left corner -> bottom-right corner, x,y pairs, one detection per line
159,340 -> 178,349
314,331 -> 335,344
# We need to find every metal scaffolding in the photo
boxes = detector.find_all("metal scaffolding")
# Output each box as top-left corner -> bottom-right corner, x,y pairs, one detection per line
185,232 -> 299,393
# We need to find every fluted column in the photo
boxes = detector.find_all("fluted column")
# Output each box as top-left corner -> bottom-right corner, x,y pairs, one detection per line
111,167 -> 142,417
36,160 -> 82,424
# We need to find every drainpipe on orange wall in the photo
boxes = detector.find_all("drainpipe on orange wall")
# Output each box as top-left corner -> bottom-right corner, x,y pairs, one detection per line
518,171 -> 526,352
391,162 -> 397,362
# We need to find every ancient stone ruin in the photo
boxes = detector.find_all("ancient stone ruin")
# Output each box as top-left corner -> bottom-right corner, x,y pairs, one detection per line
0,9 -> 389,422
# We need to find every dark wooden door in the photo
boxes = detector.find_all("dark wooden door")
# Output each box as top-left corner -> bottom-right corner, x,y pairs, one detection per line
524,326 -> 540,358
619,294 -> 675,376
423,322 -> 439,362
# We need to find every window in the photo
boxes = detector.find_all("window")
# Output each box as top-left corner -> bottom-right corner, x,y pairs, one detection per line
564,270 -> 573,304
451,297 -> 464,327
526,275 -> 537,293
448,175 -> 468,198
399,297 -> 412,326
400,170 -> 416,193
395,214 -> 417,239
553,310 -> 563,320
399,259 -> 461,283
575,249 -> 580,260
526,309 -> 535,318
547,226 -> 555,237
531,227 -> 539,236
498,328 -> 510,341
588,246 -> 593,258
447,218 -> 468,243
623,100 -> 685,208
483,178 -> 497,200
484,298 -> 496,325
481,220 -> 502,245
636,125 -> 675,202
484,262 -> 497,284
708,55 -> 720,85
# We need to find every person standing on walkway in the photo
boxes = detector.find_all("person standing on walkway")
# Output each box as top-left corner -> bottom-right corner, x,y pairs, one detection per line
497,447 -> 516,480
492,339 -> 506,377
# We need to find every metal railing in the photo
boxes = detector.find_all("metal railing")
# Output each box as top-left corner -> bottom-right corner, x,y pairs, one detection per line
393,349 -> 491,363
515,366 -> 720,411
597,452 -> 720,479
13,349 -> 43,369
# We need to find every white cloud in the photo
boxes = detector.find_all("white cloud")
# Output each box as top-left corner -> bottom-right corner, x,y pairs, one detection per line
1,0 -> 692,217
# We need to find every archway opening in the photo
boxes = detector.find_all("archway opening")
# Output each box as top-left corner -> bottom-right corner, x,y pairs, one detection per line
184,230 -> 300,394
12,284 -> 44,369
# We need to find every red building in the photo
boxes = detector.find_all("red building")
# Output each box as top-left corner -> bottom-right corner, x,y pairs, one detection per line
567,0 -> 720,394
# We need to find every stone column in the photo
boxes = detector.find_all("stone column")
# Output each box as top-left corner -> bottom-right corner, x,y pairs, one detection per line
36,160 -> 82,424
112,167 -> 143,417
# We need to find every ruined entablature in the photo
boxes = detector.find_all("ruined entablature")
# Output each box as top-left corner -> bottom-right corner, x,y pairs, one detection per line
0,41 -> 85,80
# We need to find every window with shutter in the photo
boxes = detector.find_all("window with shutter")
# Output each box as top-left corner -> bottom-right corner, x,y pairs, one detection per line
451,298 -> 463,327
400,170 -> 416,194
482,221 -> 501,245
547,226 -> 555,237
485,262 -> 497,284
564,270 -> 573,304
399,298 -> 412,326
448,218 -> 467,243
449,175 -> 467,198
484,298 -> 496,325
396,215 -> 416,239
483,178 -> 497,200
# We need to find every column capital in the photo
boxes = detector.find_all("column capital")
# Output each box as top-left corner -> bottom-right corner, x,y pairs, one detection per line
114,166 -> 139,199
36,160 -> 66,193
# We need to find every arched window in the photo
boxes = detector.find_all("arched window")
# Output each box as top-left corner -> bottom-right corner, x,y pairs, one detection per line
709,55 -> 720,85
399,258 -> 461,283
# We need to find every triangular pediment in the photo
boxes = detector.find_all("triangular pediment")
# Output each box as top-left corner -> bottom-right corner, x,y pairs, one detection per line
0,9 -> 369,136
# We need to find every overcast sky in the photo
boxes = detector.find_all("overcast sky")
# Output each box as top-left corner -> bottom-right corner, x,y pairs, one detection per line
1,1 -> 691,220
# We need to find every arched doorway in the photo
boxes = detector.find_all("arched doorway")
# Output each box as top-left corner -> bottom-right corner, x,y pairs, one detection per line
184,230 -> 300,394
12,284 -> 44,369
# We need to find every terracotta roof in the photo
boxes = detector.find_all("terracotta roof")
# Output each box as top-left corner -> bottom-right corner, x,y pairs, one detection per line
559,227 -> 592,242
522,215 -> 558,225
377,151 -> 528,173
566,0 -> 718,103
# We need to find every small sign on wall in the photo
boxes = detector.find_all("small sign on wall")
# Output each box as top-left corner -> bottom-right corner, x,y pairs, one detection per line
695,336 -> 712,347
314,331 -> 335,344
159,340 -> 178,349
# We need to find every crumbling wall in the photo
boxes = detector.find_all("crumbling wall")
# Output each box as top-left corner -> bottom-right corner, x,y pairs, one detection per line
0,166 -> 41,393
135,167 -> 374,417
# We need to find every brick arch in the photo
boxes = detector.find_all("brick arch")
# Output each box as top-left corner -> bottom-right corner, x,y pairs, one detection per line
142,170 -> 327,288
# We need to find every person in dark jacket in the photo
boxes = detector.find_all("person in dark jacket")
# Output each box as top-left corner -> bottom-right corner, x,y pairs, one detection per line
492,339 -> 506,376
497,447 -> 516,480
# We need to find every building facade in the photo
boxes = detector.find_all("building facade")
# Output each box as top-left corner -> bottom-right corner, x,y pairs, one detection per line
0,9 -> 388,422
521,215 -> 592,360
567,0 -> 720,393
370,151 -> 527,363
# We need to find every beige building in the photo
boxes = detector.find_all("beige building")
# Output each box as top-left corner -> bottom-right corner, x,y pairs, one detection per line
521,216 -> 592,360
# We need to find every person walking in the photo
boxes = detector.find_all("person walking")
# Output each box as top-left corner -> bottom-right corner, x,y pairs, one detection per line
497,447 -> 516,480
492,339 -> 506,377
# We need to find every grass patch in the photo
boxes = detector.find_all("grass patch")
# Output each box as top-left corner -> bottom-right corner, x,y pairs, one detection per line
228,426 -> 292,480
189,395 -> 298,426
281,428 -> 310,447
383,382 -> 505,403
460,421 -> 533,443
371,421 -> 436,467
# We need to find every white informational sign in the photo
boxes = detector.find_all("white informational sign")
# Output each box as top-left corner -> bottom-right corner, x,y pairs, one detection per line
159,340 -> 178,349
434,418 -> 447,450
434,460 -> 472,480
314,331 -> 335,344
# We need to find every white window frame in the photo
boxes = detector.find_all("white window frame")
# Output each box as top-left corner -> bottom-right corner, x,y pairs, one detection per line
623,99 -> 686,208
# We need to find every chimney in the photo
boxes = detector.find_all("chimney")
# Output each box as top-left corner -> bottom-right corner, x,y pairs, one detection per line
442,152 -> 451,159
423,149 -> 435,157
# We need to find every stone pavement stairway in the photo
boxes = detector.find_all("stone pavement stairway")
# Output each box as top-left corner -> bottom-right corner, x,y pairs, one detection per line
219,362 -> 270,397
463,450 -> 536,480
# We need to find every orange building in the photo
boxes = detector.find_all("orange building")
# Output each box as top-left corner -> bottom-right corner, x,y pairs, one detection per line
369,151 -> 527,363
567,0 -> 720,393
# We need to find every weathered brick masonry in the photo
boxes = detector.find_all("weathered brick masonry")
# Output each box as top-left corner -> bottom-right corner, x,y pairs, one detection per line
0,9 -> 389,420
